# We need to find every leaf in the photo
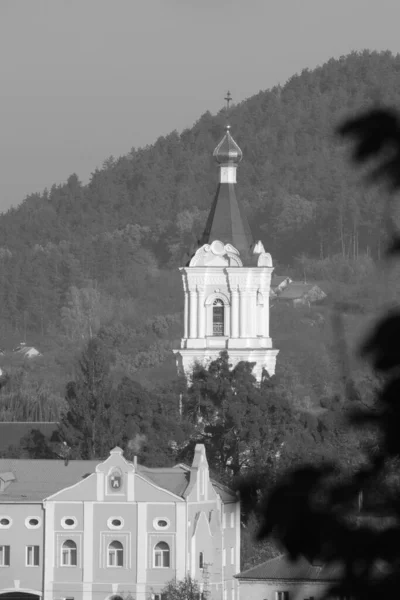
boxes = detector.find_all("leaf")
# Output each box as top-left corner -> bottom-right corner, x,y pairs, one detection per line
360,313 -> 400,371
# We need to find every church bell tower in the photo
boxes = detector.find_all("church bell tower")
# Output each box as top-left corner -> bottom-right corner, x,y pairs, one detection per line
173,94 -> 278,382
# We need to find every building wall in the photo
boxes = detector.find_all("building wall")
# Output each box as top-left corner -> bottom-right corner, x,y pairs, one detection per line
1,448 -> 240,600
0,503 -> 44,596
238,579 -> 331,600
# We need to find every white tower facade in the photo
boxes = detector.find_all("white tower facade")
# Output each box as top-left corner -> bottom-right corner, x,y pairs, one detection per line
173,122 -> 278,382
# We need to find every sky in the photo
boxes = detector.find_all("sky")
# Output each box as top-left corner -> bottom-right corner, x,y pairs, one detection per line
1,0 -> 400,212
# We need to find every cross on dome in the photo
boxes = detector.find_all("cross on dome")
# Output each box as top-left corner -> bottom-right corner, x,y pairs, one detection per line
213,92 -> 243,165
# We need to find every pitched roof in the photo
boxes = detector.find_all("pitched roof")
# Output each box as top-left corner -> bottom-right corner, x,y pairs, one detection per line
200,183 -> 254,264
0,458 -> 236,503
0,422 -> 59,452
235,555 -> 343,582
137,465 -> 190,497
0,458 -> 100,501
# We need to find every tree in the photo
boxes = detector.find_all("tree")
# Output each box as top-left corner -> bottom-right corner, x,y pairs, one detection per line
58,337 -> 123,459
240,108 -> 400,599
161,575 -> 201,600
183,351 -> 289,480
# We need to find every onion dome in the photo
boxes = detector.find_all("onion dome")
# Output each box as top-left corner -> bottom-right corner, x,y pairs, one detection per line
213,125 -> 243,165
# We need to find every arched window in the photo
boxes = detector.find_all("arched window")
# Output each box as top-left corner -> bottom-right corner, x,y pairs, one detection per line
213,299 -> 224,336
154,541 -> 170,568
108,540 -> 123,567
61,539 -> 77,566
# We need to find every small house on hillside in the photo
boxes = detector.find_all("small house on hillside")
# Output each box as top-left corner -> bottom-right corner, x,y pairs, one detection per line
235,554 -> 343,600
271,276 -> 293,293
276,282 -> 327,307
12,342 -> 41,358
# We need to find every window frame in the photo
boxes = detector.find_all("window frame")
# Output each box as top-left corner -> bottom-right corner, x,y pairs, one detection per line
0,516 -> 12,529
107,540 -> 124,568
153,517 -> 170,531
0,545 -> 10,567
153,541 -> 170,568
212,299 -> 225,336
26,545 -> 40,567
25,516 -> 41,529
60,539 -> 78,567
61,516 -> 77,530
107,516 -> 124,530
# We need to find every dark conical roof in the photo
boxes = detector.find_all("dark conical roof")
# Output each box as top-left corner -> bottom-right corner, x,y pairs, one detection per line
200,182 -> 254,263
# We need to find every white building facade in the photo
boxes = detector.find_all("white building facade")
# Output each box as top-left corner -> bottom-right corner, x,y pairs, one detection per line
174,125 -> 278,382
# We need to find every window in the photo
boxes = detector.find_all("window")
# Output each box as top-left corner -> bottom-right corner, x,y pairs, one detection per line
26,545 -> 40,566
107,517 -> 124,530
0,545 -> 10,566
61,540 -> 77,566
230,547 -> 234,564
26,516 -> 41,529
153,517 -> 170,530
61,516 -> 77,529
154,541 -> 170,568
0,516 -> 11,528
222,548 -> 226,567
108,540 -> 123,567
212,299 -> 224,336
230,511 -> 234,528
199,551 -> 204,569
222,512 -> 226,529
276,593 -> 289,600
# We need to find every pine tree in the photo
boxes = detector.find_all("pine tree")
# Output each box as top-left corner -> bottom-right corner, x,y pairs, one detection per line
58,338 -> 123,459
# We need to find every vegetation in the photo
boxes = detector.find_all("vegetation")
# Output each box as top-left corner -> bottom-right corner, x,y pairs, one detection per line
2,50 -> 400,577
240,108 -> 400,598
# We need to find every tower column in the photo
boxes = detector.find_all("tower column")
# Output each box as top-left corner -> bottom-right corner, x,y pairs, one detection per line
184,290 -> 189,338
263,293 -> 270,337
230,289 -> 239,338
189,290 -> 198,338
197,287 -> 206,338
248,289 -> 257,338
239,289 -> 247,338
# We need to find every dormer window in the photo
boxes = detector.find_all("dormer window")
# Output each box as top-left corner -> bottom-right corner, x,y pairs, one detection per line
213,299 -> 224,336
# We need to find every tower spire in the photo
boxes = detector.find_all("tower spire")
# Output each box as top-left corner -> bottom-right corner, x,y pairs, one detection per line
200,93 -> 253,262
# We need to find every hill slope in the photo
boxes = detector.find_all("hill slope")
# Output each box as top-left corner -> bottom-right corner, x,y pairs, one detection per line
0,49 -> 395,414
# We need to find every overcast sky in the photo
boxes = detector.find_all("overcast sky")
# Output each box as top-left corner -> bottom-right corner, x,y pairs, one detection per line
1,0 -> 400,211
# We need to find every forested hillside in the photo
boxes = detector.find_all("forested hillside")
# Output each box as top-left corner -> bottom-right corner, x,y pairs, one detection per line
0,50 -> 397,460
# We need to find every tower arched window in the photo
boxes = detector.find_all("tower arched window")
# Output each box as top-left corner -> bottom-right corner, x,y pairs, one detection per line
108,540 -> 123,567
154,541 -> 170,568
213,299 -> 224,336
61,539 -> 77,566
